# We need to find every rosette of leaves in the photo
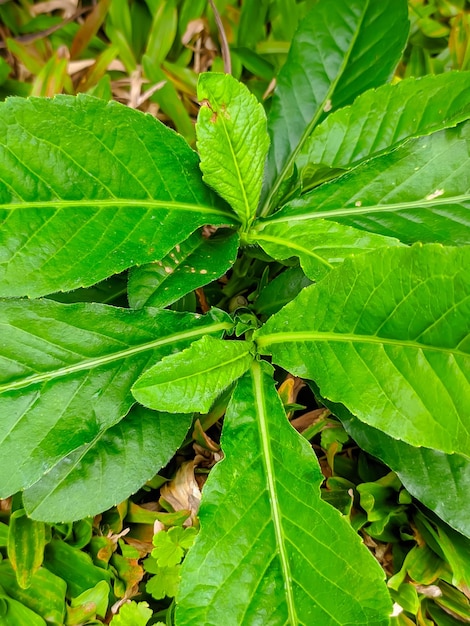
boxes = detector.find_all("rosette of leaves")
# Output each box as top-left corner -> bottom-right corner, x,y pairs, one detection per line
1,0 -> 469,623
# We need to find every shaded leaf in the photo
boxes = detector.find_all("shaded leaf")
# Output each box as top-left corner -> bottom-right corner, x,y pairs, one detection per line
298,71 -> 470,188
0,299 -> 231,499
256,245 -> 470,456
176,361 -> 391,625
261,0 -> 409,212
197,73 -> 269,228
22,406 -> 192,523
132,336 -> 253,413
0,95 -> 236,298
128,229 -> 238,309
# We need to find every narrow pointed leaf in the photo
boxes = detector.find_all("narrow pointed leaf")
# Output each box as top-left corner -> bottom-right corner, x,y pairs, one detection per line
313,389 -> 470,539
128,229 -> 239,309
298,71 -> 470,188
256,245 -> 470,456
132,336 -> 253,413
261,0 -> 409,212
0,299 -> 232,497
0,94 -> 237,298
7,510 -> 46,589
22,406 -> 193,522
197,73 -> 269,227
250,218 -> 403,281
260,122 -> 470,250
176,361 -> 391,625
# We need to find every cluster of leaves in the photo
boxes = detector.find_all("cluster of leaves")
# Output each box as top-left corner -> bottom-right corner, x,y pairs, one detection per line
0,0 -> 470,624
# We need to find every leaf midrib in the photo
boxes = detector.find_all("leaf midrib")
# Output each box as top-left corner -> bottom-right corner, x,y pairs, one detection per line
0,320 -> 233,393
256,331 -> 467,357
251,361 -> 298,625
251,233 -> 333,269
0,198 -> 238,220
257,193 -> 470,227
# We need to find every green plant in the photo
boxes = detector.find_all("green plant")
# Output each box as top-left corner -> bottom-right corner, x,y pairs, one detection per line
0,0 -> 469,623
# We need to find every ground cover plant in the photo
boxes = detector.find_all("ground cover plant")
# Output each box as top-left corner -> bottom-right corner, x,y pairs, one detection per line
0,0 -> 470,624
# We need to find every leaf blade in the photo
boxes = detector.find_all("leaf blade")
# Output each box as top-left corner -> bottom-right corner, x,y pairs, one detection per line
0,95 -> 237,298
196,73 -> 269,228
128,229 -> 239,309
176,361 -> 391,625
0,299 -> 231,498
23,406 -> 192,522
261,0 -> 409,212
298,71 -> 470,187
132,336 -> 253,413
256,245 -> 470,456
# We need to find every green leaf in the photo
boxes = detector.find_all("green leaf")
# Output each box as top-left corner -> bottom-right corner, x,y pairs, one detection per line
146,564 -> 180,600
259,121 -> 470,256
151,527 -> 197,567
112,601 -> 152,626
0,299 -> 232,499
251,218 -> 404,282
176,361 -> 391,625
22,406 -> 192,522
43,539 -> 112,599
197,73 -> 269,228
0,561 -> 66,626
128,229 -> 239,309
256,245 -> 470,456
132,336 -> 253,413
261,0 -> 409,213
253,265 -> 312,317
0,94 -> 236,298
0,594 -> 46,626
298,72 -> 470,189
317,392 -> 470,539
70,581 -> 109,619
7,510 -> 46,589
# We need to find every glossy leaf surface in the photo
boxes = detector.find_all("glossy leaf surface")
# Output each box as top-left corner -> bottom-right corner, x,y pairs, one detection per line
261,0 -> 409,211
259,122 -> 470,259
7,511 -> 46,589
176,361 -> 391,625
251,218 -> 403,281
298,71 -> 470,187
128,229 -> 238,309
0,299 -> 231,500
133,336 -> 253,413
256,245 -> 470,456
23,406 -> 192,522
197,73 -> 269,228
0,95 -> 236,298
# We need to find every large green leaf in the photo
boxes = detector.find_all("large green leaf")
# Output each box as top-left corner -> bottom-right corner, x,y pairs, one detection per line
128,229 -> 239,309
196,73 -> 269,229
22,406 -> 192,522
298,71 -> 470,189
0,95 -> 236,298
256,245 -> 470,456
132,336 -> 253,413
0,299 -> 232,498
253,122 -> 470,275
176,361 -> 391,625
261,0 -> 409,213
310,383 -> 470,539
